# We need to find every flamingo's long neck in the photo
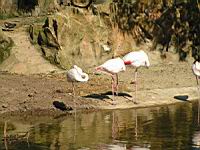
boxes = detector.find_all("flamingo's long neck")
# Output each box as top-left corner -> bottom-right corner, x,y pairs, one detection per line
124,61 -> 132,65
95,66 -> 103,71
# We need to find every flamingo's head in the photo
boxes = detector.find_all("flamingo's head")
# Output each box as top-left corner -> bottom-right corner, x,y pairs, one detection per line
73,65 -> 78,69
93,66 -> 102,75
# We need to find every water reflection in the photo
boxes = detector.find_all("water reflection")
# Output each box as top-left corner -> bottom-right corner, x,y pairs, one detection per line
1,101 -> 200,149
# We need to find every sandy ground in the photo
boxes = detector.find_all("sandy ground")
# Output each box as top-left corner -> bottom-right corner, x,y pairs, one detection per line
0,17 -> 199,116
0,61 -> 199,116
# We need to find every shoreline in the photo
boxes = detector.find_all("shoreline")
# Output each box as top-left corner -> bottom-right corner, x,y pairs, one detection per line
0,62 -> 198,116
1,85 -> 198,116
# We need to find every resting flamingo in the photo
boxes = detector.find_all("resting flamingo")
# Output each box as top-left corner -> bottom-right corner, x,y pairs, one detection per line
95,57 -> 126,100
67,65 -> 89,96
123,50 -> 150,103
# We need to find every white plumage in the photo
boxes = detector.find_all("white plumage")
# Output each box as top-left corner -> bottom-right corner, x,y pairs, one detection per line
67,65 -> 89,82
192,60 -> 200,124
97,57 -> 126,74
192,131 -> 200,148
192,61 -> 200,77
96,57 -> 126,100
123,50 -> 150,67
123,50 -> 150,103
67,65 -> 89,96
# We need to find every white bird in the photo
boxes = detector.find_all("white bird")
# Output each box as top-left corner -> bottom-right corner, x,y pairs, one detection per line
67,65 -> 89,96
123,50 -> 150,103
192,61 -> 200,79
192,131 -> 200,148
95,57 -> 126,100
192,60 -> 200,124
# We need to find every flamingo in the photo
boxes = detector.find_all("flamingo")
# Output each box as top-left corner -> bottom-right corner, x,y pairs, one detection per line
95,57 -> 126,100
67,65 -> 89,96
192,60 -> 200,124
192,60 -> 200,83
123,50 -> 150,103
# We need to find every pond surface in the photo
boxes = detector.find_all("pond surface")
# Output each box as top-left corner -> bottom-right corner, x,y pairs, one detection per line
1,101 -> 200,150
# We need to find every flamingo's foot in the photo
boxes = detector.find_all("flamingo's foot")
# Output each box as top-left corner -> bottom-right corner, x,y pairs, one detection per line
108,99 -> 116,105
126,97 -> 138,104
123,96 -> 136,103
124,96 -> 133,102
111,101 -> 117,105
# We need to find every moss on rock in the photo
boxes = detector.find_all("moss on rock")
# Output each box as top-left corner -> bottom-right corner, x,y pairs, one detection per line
0,29 -> 14,64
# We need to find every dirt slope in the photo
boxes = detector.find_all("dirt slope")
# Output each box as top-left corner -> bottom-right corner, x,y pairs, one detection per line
0,27 -> 61,74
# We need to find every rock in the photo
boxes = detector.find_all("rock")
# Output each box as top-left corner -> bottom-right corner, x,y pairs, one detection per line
43,27 -> 60,49
2,28 -> 14,32
101,44 -> 111,52
53,101 -> 73,111
174,95 -> 189,101
0,29 -> 14,63
4,22 -> 16,29
55,89 -> 63,93
41,46 -> 59,64
2,103 -> 8,108
28,93 -> 34,97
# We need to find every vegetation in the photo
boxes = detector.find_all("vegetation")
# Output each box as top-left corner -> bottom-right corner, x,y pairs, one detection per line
109,0 -> 200,60
0,14 -> 16,20
70,0 -> 200,60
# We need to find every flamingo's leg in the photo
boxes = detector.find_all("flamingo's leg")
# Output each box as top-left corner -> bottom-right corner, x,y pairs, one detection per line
72,82 -> 75,97
196,76 -> 199,88
111,75 -> 115,101
196,76 -> 200,124
134,69 -> 138,104
115,74 -> 119,96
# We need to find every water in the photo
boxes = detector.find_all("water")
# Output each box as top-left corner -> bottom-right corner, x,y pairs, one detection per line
1,101 -> 200,150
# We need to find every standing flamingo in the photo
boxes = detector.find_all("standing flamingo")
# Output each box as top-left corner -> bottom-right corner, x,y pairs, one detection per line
192,60 -> 200,124
123,50 -> 150,103
67,65 -> 89,96
95,57 -> 126,100
192,60 -> 200,81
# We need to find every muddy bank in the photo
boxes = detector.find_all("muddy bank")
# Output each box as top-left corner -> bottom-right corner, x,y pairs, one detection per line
0,61 -> 199,116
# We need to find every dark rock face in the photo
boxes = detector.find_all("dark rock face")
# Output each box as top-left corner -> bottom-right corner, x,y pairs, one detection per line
43,27 -> 60,49
0,29 -> 13,64
18,0 -> 38,12
29,19 -> 61,67
0,0 -> 59,16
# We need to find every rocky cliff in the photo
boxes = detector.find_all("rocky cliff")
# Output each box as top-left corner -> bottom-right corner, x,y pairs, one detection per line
0,0 -> 199,74
29,8 -> 143,70
0,0 -> 59,18
0,29 -> 13,63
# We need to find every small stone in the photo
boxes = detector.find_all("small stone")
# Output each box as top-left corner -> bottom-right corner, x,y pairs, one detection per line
28,93 -> 34,97
2,104 -> 8,108
55,89 -> 63,93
